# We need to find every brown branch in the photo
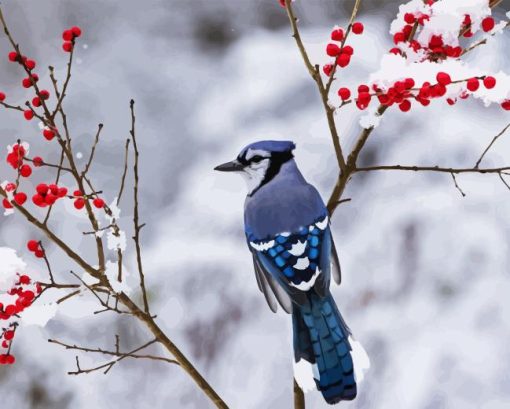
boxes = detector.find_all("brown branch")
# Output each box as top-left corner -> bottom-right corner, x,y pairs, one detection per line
324,0 -> 362,94
475,122 -> 510,168
82,123 -> 104,177
283,0 -> 346,172
450,172 -> 466,197
129,100 -> 150,314
117,138 -> 130,205
354,165 -> 510,174
48,338 -> 179,369
293,380 -> 305,409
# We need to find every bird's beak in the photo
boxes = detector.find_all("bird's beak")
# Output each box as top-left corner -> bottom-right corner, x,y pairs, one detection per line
214,159 -> 244,172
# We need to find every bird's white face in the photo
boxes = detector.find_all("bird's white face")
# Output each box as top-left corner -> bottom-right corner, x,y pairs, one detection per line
240,149 -> 271,195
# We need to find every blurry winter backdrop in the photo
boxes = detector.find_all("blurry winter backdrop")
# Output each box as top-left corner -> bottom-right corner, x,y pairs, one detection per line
0,0 -> 509,408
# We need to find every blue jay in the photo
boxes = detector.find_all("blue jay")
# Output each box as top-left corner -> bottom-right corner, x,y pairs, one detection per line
215,140 -> 369,405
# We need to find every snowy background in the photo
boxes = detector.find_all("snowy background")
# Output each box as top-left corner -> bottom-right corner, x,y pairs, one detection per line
0,0 -> 510,408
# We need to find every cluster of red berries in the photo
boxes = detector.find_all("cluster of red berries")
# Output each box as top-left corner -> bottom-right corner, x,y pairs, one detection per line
337,73 -> 501,112
323,22 -> 364,74
462,15 -> 495,38
6,143 -> 32,177
0,273 -> 41,365
73,190 -> 105,210
62,26 -> 82,53
7,51 -> 52,121
2,182 -> 27,209
32,183 -> 68,208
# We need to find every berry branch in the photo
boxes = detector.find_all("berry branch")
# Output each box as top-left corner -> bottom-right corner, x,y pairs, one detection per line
280,0 -> 510,406
0,7 -> 229,408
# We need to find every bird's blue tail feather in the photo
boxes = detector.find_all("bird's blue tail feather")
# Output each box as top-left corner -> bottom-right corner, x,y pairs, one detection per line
292,292 -> 357,404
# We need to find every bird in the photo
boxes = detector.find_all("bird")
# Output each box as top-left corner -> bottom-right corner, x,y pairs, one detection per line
215,140 -> 369,405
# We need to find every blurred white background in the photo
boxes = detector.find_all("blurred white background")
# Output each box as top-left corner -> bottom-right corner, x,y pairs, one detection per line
0,1 -> 509,408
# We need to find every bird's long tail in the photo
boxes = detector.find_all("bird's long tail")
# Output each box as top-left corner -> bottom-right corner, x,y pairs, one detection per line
292,291 -> 369,405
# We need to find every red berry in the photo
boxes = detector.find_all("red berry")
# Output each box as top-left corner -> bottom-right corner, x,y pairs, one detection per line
356,92 -> 371,110
27,240 -> 39,252
34,249 -> 45,258
326,43 -> 341,57
466,77 -> 479,92
357,84 -> 369,93
25,59 -> 36,70
45,193 -> 57,206
337,87 -> 351,101
22,77 -> 32,88
2,198 -> 12,209
8,51 -> 18,62
405,78 -> 415,89
481,17 -> 495,32
48,184 -> 59,195
57,187 -> 68,198
3,330 -> 14,341
463,30 -> 473,38
93,198 -> 105,209
14,192 -> 27,205
33,156 -> 43,167
399,100 -> 411,112
23,110 -> 34,120
36,183 -> 48,195
71,26 -> 82,37
446,98 -> 456,105
389,47 -> 402,55
62,42 -> 73,52
74,198 -> 86,210
394,32 -> 406,44
39,90 -> 50,100
20,164 -> 32,177
351,22 -> 364,35
483,76 -> 496,89
32,96 -> 41,107
341,45 -> 354,55
436,72 -> 451,86
62,30 -> 73,41
32,194 -> 45,207
0,92 -> 5,101
502,100 -> 510,111
336,53 -> 351,68
322,64 -> 333,77
73,190 -> 83,197
429,35 -> 443,48
404,13 -> 415,24
43,128 -> 55,141
19,275 -> 31,285
331,28 -> 344,42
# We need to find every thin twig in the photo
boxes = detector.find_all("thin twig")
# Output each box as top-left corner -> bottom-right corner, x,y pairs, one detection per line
475,122 -> 510,168
129,100 -> 150,314
117,138 -> 130,205
82,123 -> 104,177
450,172 -> 466,197
355,165 -> 510,174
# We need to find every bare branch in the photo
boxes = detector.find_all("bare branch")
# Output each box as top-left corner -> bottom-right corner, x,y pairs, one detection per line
475,122 -> 510,168
117,138 -> 130,205
354,165 -> 510,174
450,172 -> 466,197
82,123 -> 104,177
129,100 -> 150,314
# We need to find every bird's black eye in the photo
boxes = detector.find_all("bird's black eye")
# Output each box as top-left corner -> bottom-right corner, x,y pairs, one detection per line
250,155 -> 265,163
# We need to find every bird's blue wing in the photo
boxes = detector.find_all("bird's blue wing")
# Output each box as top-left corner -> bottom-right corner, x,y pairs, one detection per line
247,214 -> 340,309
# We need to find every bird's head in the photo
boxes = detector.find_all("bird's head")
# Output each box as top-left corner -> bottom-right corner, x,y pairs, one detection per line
214,140 -> 296,195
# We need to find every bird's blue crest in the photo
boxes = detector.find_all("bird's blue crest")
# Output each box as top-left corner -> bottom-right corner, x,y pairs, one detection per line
239,140 -> 295,157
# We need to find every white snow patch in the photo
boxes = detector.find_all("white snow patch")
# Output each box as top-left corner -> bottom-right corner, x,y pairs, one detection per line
21,303 -> 58,327
107,230 -> 127,252
349,336 -> 371,383
0,248 -> 26,291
